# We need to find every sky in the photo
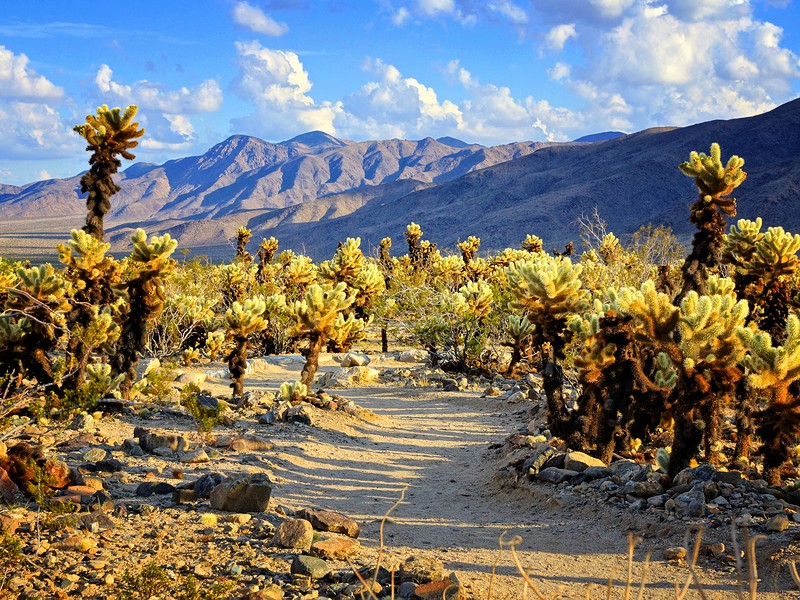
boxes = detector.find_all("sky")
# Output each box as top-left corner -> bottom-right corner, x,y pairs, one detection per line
1,0 -> 799,186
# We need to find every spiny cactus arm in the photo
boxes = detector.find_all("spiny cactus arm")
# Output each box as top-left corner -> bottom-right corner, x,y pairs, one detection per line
747,226 -> 800,282
7,264 -> 69,310
679,143 -> 746,213
626,280 -> 680,342
521,234 -> 543,253
280,380 -> 308,403
74,104 -> 144,159
328,312 -> 367,349
722,218 -> 763,265
288,283 -> 355,336
508,314 -> 535,341
679,292 -> 749,365
740,316 -> 800,393
130,229 -> 178,264
505,257 -> 586,317
224,297 -> 269,336
457,280 -> 494,318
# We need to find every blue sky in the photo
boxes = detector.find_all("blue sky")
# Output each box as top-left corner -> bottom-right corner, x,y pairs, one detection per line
1,0 -> 798,185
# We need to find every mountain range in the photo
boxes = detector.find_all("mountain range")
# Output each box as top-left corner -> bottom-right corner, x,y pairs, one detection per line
1,99 -> 799,261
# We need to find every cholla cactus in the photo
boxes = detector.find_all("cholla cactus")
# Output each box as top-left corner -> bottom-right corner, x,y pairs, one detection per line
505,256 -> 586,434
219,262 -> 252,306
1,264 -> 70,386
281,255 -> 318,298
521,234 -> 544,253
678,143 -> 747,299
74,104 -> 144,241
111,229 -> 177,399
86,362 -> 124,398
320,238 -> 365,284
379,237 -> 393,272
205,330 -> 226,361
457,280 -> 494,319
722,218 -> 763,266
280,380 -> 308,403
235,226 -> 253,263
182,347 -> 201,366
224,296 -> 274,397
288,282 -> 359,387
738,316 -> 800,483
256,237 -> 279,283
504,314 -> 535,375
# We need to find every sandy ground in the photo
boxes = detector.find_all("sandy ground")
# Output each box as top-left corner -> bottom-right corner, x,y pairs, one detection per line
4,353 -> 800,599
201,355 -> 800,599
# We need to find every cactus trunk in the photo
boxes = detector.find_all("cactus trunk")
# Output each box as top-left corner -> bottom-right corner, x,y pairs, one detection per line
228,335 -> 249,398
300,334 -> 324,388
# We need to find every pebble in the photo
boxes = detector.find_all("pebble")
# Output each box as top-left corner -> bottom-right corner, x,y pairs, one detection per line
765,513 -> 790,532
290,555 -> 330,579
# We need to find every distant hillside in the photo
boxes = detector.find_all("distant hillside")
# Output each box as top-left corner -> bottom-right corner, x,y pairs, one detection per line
0,132 -> 545,225
573,131 -> 627,143
1,100 -> 799,262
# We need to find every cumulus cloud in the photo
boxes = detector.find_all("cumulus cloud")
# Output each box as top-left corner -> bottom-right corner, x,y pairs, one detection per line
386,0 -> 527,26
0,101 -> 75,160
232,2 -> 289,36
94,64 -> 222,149
94,65 -> 222,114
544,24 -> 577,51
417,0 -> 455,15
231,40 -> 342,138
0,45 -> 63,100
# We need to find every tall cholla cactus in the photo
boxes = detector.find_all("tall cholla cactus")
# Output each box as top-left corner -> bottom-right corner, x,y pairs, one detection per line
723,218 -> 800,338
1,264 -> 70,386
678,143 -> 747,299
205,330 -> 226,361
58,229 -> 122,390
235,226 -> 253,263
288,282 -> 360,387
112,229 -> 177,399
738,315 -> 800,484
74,105 -> 144,241
505,256 -> 586,434
224,295 -> 285,397
457,236 -> 481,280
280,254 -> 318,299
319,237 -> 385,326
256,237 -> 279,284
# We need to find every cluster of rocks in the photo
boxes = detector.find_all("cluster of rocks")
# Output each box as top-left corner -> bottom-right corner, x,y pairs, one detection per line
501,437 -> 799,534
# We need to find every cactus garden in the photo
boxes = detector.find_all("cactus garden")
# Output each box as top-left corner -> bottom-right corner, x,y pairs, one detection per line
4,110 -> 800,598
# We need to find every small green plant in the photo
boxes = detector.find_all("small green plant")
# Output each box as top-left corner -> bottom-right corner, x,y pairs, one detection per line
280,380 -> 308,403
117,561 -> 171,600
180,383 -> 224,433
0,534 -> 23,592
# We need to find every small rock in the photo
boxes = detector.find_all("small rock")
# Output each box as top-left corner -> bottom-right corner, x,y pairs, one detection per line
122,439 -> 145,457
286,404 -> 313,426
311,535 -> 361,559
397,349 -> 428,363
296,508 -> 360,538
135,428 -> 190,453
399,555 -> 445,584
136,481 -> 177,497
291,555 -> 330,579
535,467 -> 579,484
0,466 -> 24,503
673,490 -> 706,518
328,366 -> 380,388
192,473 -> 225,498
69,412 -> 95,431
56,534 -> 97,552
483,386 -> 501,397
629,480 -> 665,498
663,547 -> 687,561
88,491 -> 114,512
179,449 -> 210,464
0,514 -> 20,535
87,459 -> 124,473
564,451 -> 605,472
339,352 -> 370,367
708,542 -> 726,558
83,448 -> 107,462
210,473 -> 272,513
412,579 -> 465,600
441,379 -> 460,392
506,391 -> 526,403
273,518 -> 314,550
194,563 -> 213,578
766,513 -> 790,532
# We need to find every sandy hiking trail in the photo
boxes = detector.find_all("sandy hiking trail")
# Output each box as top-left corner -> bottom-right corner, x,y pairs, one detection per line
229,356 -> 800,600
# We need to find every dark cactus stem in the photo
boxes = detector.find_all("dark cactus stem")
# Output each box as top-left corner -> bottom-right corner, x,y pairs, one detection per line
678,199 -> 726,301
79,148 -> 121,242
228,335 -> 249,398
111,281 -> 151,400
541,343 -> 571,437
668,373 -> 708,477
381,327 -> 388,353
756,401 -> 800,486
733,377 -> 754,464
300,334 -> 324,388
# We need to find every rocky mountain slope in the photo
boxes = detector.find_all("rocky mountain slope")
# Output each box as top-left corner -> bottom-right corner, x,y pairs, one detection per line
1,99 -> 798,261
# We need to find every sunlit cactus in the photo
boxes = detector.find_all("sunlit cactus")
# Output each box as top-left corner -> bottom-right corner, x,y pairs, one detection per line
281,254 -> 318,298
521,234 -> 544,253
224,295 -> 283,397
205,330 -> 226,361
504,314 -> 535,375
678,143 -> 747,299
379,237 -> 393,270
256,236 -> 279,283
280,380 -> 308,403
288,282 -> 359,387
235,226 -> 253,263
74,104 -> 144,241
111,229 -> 177,399
738,315 -> 800,484
456,280 -> 494,319
86,362 -> 124,398
505,255 -> 586,434
320,237 -> 365,284
721,218 -> 763,265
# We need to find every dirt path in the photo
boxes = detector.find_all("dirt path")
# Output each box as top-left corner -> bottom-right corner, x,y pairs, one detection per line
250,374 -> 800,600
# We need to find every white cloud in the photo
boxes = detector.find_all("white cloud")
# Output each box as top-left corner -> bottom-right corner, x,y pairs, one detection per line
417,0 -> 454,15
544,24 -> 577,51
37,169 -> 51,180
488,1 -> 528,24
232,40 -> 342,138
0,101 -> 75,160
232,2 -> 289,36
392,7 -> 411,25
0,45 -> 63,100
548,62 -> 571,81
94,64 -> 222,113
